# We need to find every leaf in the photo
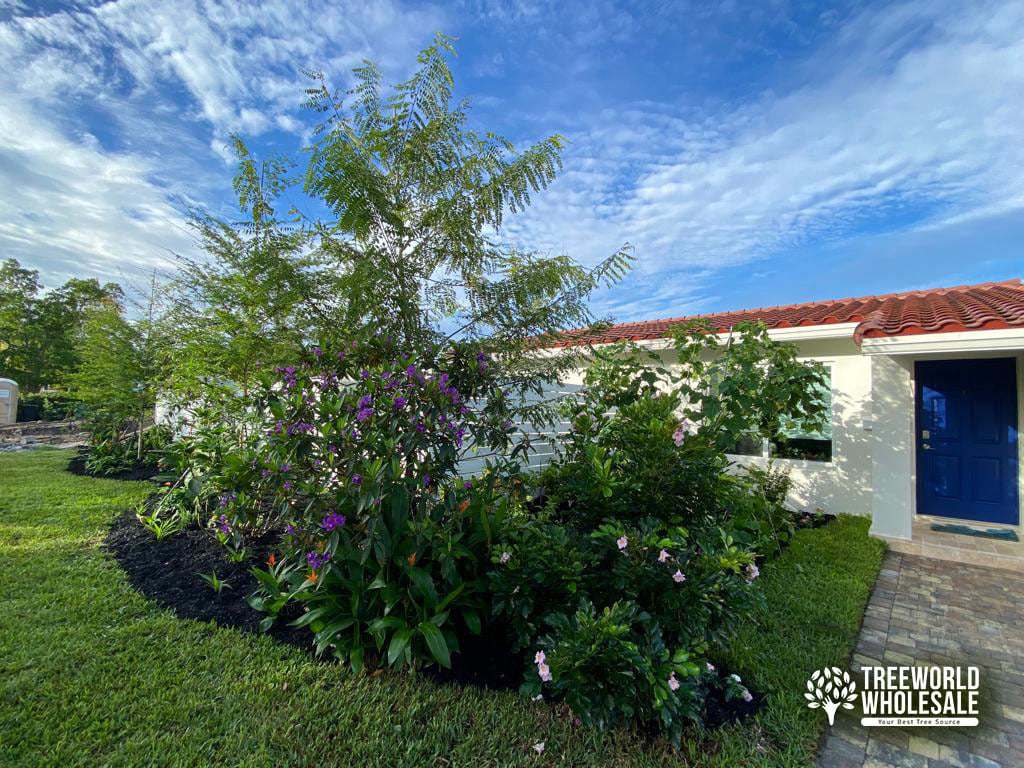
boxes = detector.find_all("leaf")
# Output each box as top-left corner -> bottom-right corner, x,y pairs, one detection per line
461,607 -> 481,635
388,628 -> 413,666
419,621 -> 451,669
350,646 -> 365,675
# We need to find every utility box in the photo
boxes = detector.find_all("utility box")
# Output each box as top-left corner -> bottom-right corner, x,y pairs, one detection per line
0,379 -> 18,425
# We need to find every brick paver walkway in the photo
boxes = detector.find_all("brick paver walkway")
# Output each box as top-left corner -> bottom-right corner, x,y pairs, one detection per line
818,551 -> 1024,768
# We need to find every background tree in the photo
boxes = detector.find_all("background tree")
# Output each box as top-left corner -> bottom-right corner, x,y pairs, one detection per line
0,258 -> 121,392
0,258 -> 43,389
68,275 -> 166,459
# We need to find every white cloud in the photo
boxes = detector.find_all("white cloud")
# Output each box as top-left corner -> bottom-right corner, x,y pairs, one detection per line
0,0 -> 446,286
501,0 -> 1024,317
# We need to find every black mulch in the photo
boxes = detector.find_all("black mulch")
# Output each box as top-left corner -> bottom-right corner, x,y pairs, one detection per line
104,504 -> 769,725
68,449 -> 162,482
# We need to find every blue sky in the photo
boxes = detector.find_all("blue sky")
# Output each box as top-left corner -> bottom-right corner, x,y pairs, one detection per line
2,0 -> 1023,322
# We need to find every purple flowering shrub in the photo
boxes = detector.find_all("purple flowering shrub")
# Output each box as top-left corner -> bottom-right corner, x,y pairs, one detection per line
219,334 -> 524,672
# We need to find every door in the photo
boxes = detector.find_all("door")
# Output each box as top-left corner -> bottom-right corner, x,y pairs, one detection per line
916,358 -> 1019,524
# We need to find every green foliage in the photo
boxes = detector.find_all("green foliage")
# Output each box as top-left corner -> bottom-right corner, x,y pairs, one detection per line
733,462 -> 799,556
135,503 -> 186,541
198,571 -> 233,594
0,258 -> 121,392
69,276 -> 168,467
522,601 -> 704,745
513,323 -> 827,738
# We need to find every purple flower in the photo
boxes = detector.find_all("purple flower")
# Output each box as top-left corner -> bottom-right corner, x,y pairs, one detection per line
312,346 -> 322,359
357,406 -> 373,422
359,369 -> 369,380
218,492 -> 236,508
394,396 -> 407,409
282,480 -> 292,490
499,552 -> 511,563
463,480 -> 472,489
284,524 -> 296,535
415,421 -> 425,433
422,474 -> 431,487
745,563 -> 760,582
281,463 -> 291,472
351,474 -> 362,486
307,550 -> 332,570
321,512 -> 347,531
405,364 -> 416,378
337,350 -> 346,361
218,515 -> 231,534
358,395 -> 372,409
476,351 -> 486,362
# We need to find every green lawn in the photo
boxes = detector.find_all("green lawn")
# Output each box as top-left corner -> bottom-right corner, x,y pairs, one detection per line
0,449 -> 884,767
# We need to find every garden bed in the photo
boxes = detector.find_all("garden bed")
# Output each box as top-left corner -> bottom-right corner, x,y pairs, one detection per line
67,447 -> 161,482
103,504 -> 765,723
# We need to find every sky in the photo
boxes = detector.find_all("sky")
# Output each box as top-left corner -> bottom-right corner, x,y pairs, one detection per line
1,0 -> 1023,323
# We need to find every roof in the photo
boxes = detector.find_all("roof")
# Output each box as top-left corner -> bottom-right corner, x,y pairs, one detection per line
555,279 -> 1024,346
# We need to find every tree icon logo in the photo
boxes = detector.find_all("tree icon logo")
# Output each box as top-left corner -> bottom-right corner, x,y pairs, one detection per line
805,667 -> 858,725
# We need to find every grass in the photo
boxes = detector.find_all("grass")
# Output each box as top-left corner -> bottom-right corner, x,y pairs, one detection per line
0,449 -> 884,767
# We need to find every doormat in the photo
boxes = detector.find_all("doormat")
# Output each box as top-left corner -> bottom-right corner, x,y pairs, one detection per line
930,523 -> 1019,542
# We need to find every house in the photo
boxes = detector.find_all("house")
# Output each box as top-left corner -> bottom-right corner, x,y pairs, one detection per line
556,279 -> 1024,567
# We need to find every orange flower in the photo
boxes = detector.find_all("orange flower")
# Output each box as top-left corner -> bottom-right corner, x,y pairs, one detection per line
267,553 -> 277,567
407,553 -> 417,567
307,569 -> 317,582
459,499 -> 470,513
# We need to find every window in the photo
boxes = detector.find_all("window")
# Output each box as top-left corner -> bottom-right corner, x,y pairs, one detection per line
770,368 -> 832,462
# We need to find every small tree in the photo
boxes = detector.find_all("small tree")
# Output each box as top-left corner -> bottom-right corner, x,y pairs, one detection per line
69,276 -> 166,460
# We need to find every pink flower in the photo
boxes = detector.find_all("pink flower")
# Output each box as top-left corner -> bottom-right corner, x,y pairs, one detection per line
538,663 -> 552,682
673,570 -> 686,583
500,552 -> 511,563
534,650 -> 546,665
672,428 -> 685,447
745,563 -> 760,582
658,549 -> 670,562
533,742 -> 545,755
668,673 -> 680,691
616,536 -> 628,550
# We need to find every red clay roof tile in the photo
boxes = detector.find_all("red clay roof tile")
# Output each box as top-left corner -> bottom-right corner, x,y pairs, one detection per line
555,279 -> 1024,346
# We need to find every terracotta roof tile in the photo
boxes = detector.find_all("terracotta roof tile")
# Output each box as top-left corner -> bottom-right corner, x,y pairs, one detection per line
554,279 -> 1024,346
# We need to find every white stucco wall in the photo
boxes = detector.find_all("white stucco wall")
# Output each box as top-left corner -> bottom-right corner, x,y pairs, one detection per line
867,354 -> 914,539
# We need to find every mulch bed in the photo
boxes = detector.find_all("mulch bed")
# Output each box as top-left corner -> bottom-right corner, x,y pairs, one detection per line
104,503 -> 769,725
68,448 -> 162,482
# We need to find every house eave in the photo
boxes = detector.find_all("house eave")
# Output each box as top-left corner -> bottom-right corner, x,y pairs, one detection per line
860,327 -> 1024,356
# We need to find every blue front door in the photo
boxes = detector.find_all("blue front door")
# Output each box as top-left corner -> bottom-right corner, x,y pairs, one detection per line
915,358 -> 1019,524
